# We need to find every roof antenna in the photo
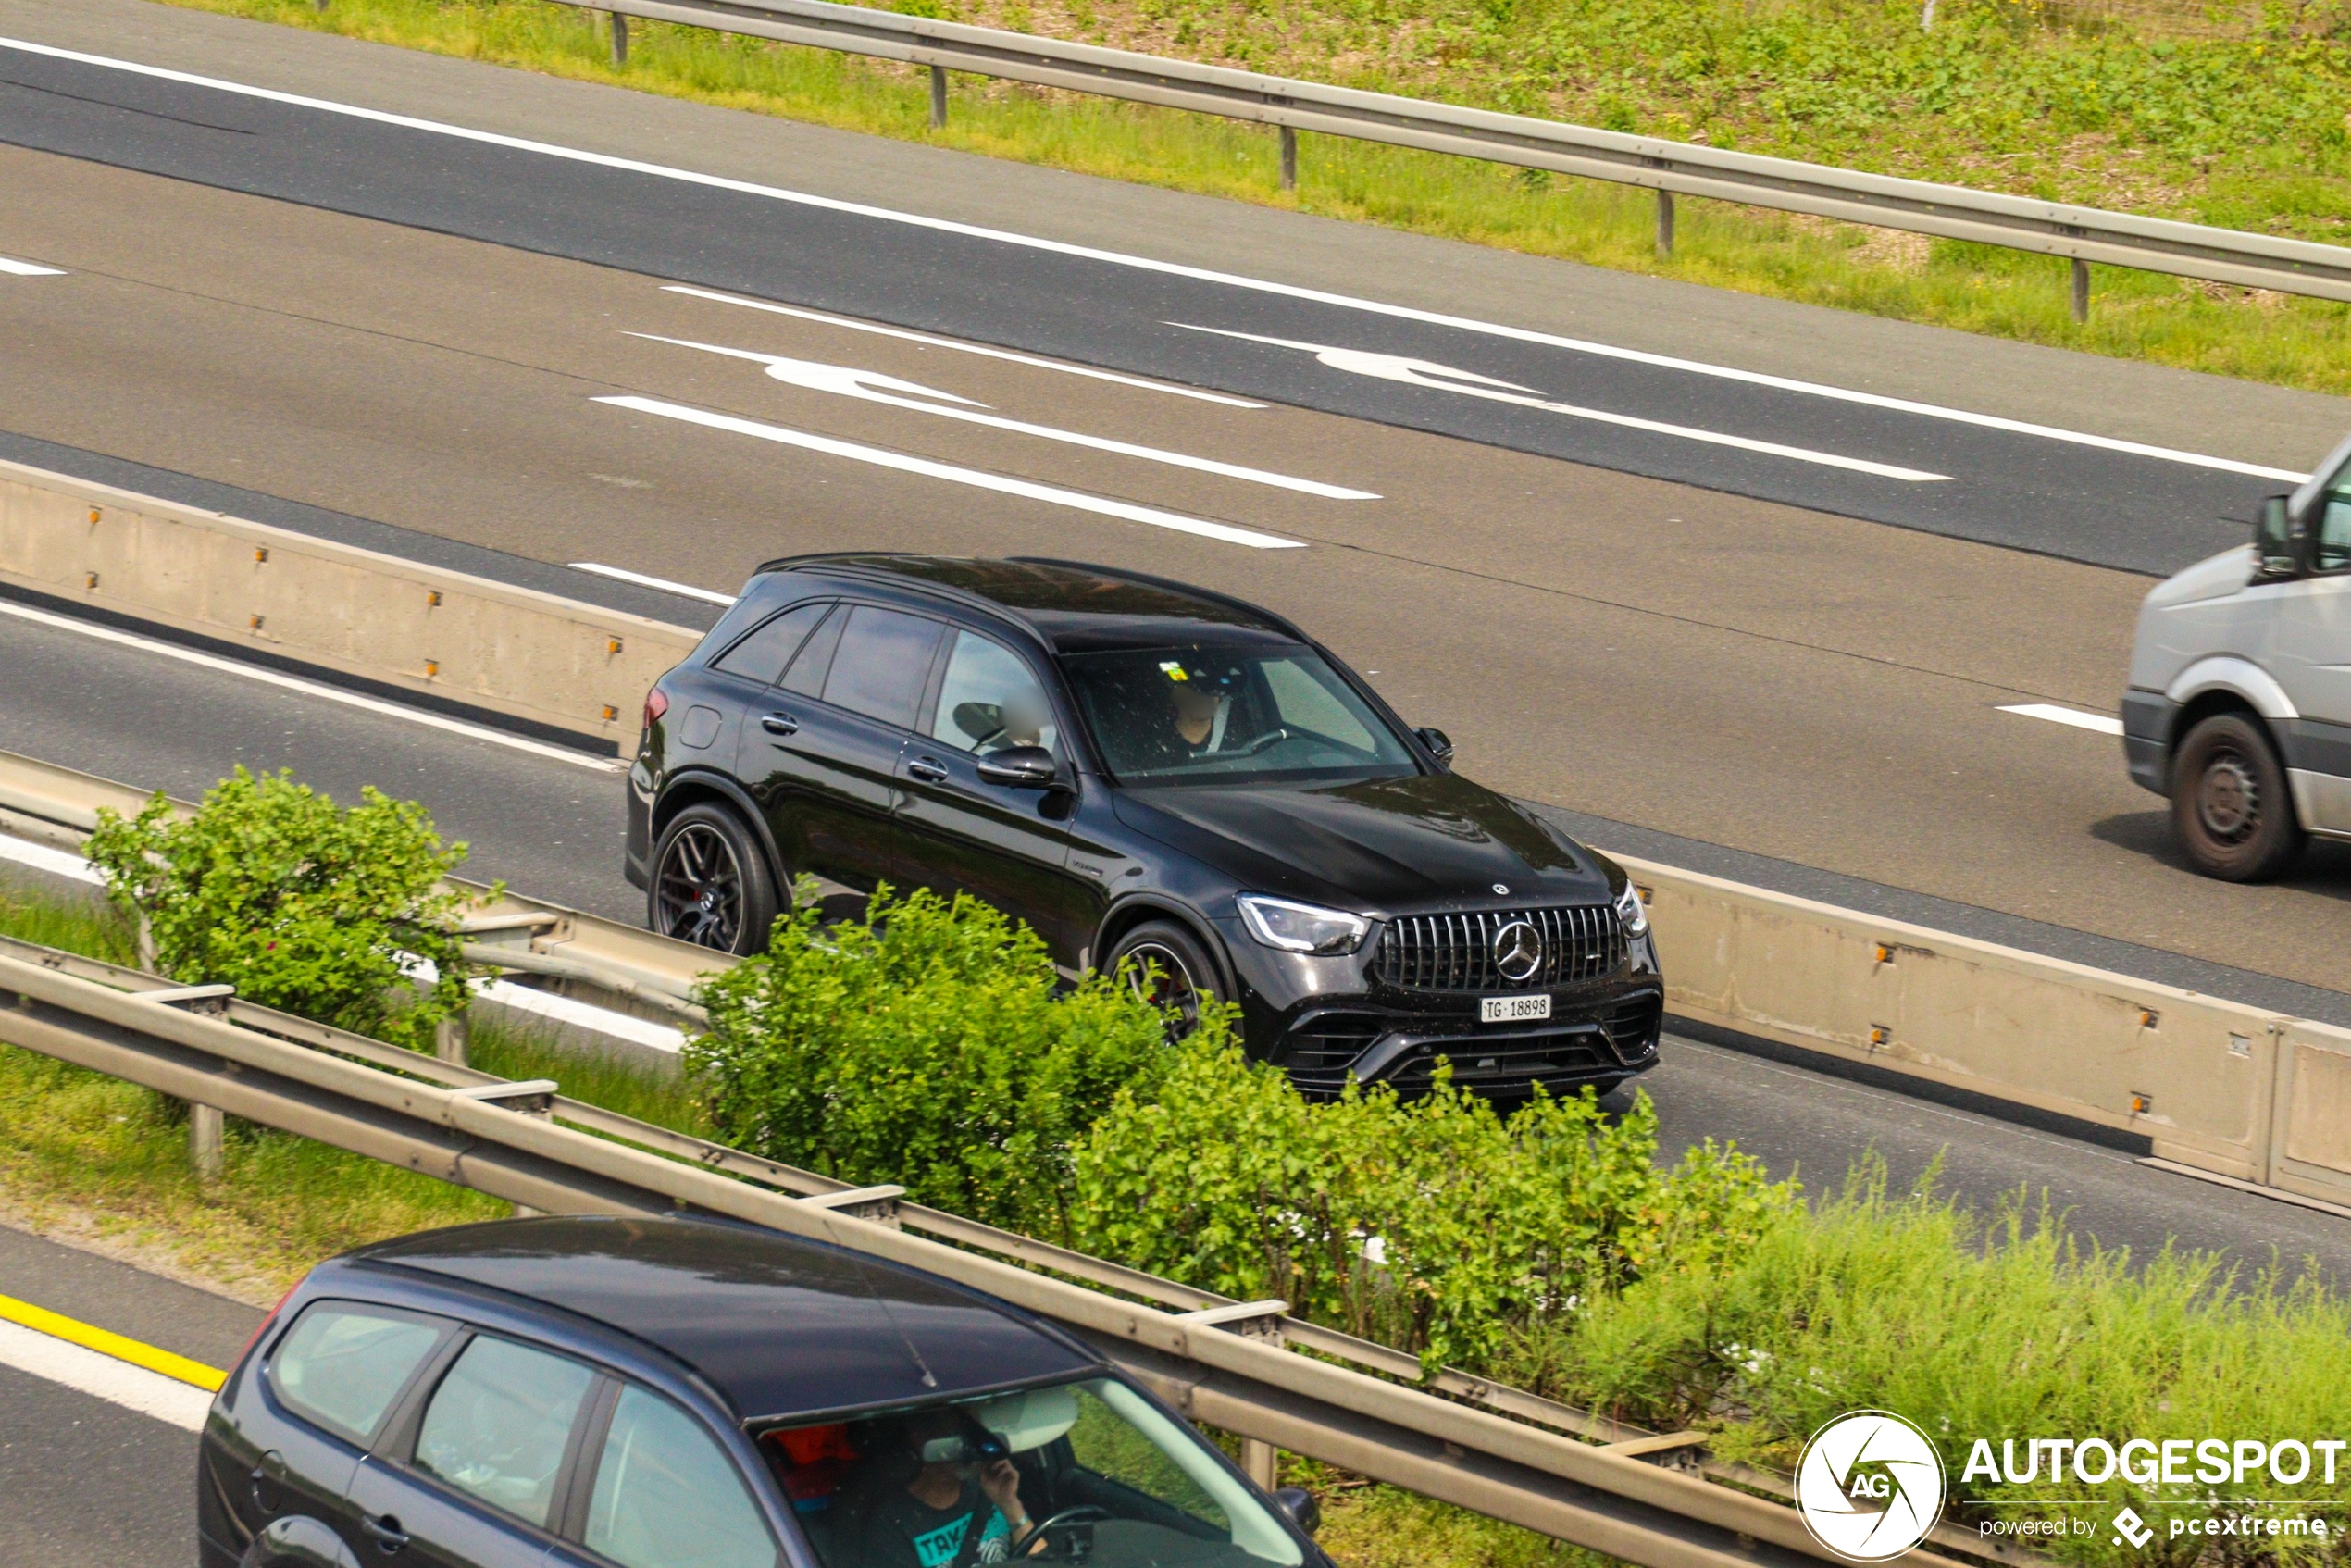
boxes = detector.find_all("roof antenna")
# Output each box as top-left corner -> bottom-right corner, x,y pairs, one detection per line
820,1213 -> 938,1388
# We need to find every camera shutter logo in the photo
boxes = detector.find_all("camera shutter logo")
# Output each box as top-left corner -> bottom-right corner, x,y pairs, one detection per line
1794,1411 -> 1947,1562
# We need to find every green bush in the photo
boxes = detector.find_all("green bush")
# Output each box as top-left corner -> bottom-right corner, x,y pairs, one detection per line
1072,1038 -> 1796,1375
83,766 -> 480,1051
686,886 -> 1187,1240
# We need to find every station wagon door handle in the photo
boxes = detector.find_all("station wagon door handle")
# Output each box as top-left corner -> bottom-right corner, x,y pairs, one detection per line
906,756 -> 950,783
760,713 -> 799,738
361,1513 -> 409,1553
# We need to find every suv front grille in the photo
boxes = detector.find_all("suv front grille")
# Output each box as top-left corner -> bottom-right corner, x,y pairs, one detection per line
1370,906 -> 1623,992
1387,1032 -> 1613,1093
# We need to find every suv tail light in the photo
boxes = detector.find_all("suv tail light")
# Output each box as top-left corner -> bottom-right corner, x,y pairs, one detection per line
642,687 -> 669,733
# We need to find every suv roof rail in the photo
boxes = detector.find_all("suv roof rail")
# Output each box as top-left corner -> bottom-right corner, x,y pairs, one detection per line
1004,557 -> 1309,642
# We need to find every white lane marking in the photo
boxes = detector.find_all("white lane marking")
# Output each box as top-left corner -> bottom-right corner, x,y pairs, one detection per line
0,35 -> 2299,487
407,953 -> 688,1052
1172,326 -> 1950,482
0,1317 -> 213,1431
0,598 -> 626,772
1998,702 -> 2125,736
662,286 -> 1265,408
570,561 -> 739,605
0,255 -> 67,276
0,833 -> 103,884
631,333 -> 1381,500
595,395 -> 1307,549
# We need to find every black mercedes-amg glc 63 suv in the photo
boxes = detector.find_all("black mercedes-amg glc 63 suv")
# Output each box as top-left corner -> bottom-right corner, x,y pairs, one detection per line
625,554 -> 1661,1100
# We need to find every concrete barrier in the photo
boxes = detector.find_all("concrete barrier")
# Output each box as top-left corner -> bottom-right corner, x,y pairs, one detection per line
0,457 -> 700,747
2264,1018 -> 2351,1208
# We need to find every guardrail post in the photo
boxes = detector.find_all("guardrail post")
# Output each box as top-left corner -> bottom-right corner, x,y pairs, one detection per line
1279,127 -> 1298,193
1242,1438 -> 1277,1488
610,12 -> 629,66
1655,190 -> 1675,256
190,1103 -> 224,1182
436,1008 -> 470,1068
929,65 -> 948,130
2071,257 -> 2090,323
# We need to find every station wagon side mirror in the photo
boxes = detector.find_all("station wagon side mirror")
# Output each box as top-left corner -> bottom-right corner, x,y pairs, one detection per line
1272,1487 -> 1322,1537
1415,727 -> 1454,765
2254,493 -> 2303,580
976,745 -> 1059,788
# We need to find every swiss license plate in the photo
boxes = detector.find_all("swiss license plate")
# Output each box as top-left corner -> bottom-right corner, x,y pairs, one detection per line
1480,994 -> 1551,1024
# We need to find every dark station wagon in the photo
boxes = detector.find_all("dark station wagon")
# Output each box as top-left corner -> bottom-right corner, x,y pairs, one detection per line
200,1214 -> 1330,1568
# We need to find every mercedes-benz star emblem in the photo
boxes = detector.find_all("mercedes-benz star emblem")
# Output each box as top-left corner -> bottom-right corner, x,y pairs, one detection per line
1491,919 -> 1543,983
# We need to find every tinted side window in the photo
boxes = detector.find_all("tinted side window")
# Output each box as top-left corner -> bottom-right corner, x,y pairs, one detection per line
713,602 -> 830,686
931,631 -> 1060,759
268,1302 -> 444,1445
2320,477 -> 2351,574
584,1386 -> 776,1568
414,1337 -> 596,1528
779,605 -> 847,699
821,607 -> 946,729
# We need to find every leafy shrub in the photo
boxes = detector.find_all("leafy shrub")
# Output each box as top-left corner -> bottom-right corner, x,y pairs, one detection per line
83,766 -> 479,1051
687,887 -> 1187,1239
1072,1038 -> 1796,1375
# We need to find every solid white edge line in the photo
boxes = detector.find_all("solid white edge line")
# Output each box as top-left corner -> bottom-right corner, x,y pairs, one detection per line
478,977 -> 687,1052
0,255 -> 67,277
661,286 -> 1268,408
1997,702 -> 2126,736
0,598 -> 626,772
0,1317 -> 214,1431
0,33 -> 2301,485
594,395 -> 1308,549
570,561 -> 740,605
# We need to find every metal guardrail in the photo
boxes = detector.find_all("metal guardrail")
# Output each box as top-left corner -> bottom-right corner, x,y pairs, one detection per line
0,925 -> 2026,1568
566,0 -> 2351,315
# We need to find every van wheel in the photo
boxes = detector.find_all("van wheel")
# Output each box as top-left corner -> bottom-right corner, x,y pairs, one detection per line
650,803 -> 779,953
2171,713 -> 2305,882
1107,921 -> 1224,1041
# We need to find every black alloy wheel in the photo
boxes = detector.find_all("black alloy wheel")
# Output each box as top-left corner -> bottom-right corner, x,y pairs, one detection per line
1108,920 -> 1223,1042
650,803 -> 779,954
2171,712 -> 2306,882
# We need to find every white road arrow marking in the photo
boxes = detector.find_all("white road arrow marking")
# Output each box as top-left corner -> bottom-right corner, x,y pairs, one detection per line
595,395 -> 1306,549
1170,325 -> 1952,482
631,334 -> 1378,500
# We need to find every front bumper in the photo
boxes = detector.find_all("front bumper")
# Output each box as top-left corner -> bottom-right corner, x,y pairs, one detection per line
2121,687 -> 2175,796
1216,916 -> 1665,1098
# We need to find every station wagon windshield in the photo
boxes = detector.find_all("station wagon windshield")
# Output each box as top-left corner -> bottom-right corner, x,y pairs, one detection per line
1061,643 -> 1416,787
765,1375 -> 1303,1568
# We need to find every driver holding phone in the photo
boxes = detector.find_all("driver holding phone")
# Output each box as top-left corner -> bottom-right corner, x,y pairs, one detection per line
849,1409 -> 1041,1567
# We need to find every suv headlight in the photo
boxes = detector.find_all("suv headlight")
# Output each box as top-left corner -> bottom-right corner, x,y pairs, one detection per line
1613,882 -> 1649,939
1237,894 -> 1370,956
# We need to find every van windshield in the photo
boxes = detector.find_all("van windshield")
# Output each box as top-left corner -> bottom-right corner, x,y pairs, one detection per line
764,1376 -> 1303,1568
1061,642 -> 1416,787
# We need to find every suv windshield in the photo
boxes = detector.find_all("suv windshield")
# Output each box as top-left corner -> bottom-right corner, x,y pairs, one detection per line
1062,642 -> 1415,787
764,1375 -> 1302,1568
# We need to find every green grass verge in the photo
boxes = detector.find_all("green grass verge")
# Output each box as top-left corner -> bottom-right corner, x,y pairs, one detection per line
149,0 -> 2351,394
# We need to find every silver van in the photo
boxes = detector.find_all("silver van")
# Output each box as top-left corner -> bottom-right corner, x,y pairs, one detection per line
2123,436 -> 2351,880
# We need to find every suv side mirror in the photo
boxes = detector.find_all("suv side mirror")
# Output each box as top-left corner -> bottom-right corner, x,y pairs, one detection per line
1415,727 -> 1454,765
975,745 -> 1058,788
1272,1487 -> 1322,1537
2255,493 -> 2303,580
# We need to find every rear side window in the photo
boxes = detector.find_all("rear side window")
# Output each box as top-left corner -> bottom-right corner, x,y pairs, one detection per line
821,607 -> 946,729
268,1302 -> 444,1445
414,1337 -> 597,1528
780,605 -> 848,699
584,1386 -> 776,1568
713,602 -> 830,686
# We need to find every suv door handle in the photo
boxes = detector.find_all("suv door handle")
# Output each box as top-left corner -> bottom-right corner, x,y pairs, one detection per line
361,1514 -> 409,1553
760,713 -> 799,737
906,756 -> 950,783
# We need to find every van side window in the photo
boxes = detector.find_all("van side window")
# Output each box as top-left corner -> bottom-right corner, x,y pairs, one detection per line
268,1303 -> 446,1446
2319,478 -> 2351,574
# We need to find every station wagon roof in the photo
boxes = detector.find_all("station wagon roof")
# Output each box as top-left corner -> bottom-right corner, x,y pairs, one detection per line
358,1215 -> 1099,1424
